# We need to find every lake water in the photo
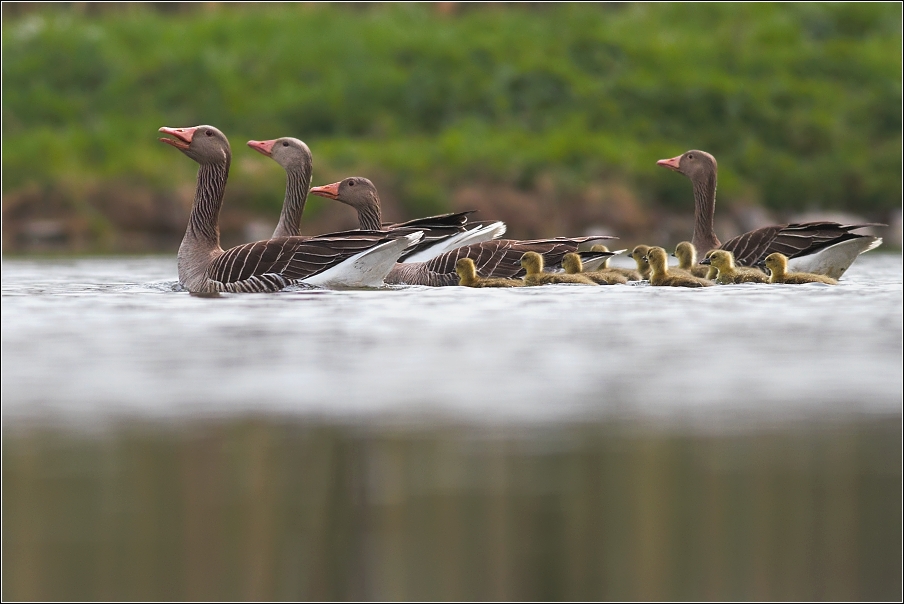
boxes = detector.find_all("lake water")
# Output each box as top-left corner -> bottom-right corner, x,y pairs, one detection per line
2,252 -> 901,428
2,252 -> 901,600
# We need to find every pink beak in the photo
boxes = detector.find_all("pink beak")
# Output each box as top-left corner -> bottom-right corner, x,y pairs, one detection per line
309,182 -> 341,200
657,155 -> 682,171
158,126 -> 197,150
247,139 -> 276,157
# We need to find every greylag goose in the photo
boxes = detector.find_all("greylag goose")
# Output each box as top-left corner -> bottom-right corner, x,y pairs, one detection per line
657,150 -> 883,278
521,252 -> 597,286
455,258 -> 524,288
246,137 -> 313,238
562,252 -> 622,284
645,247 -> 712,288
700,250 -> 769,284
308,177 -> 506,262
672,241 -> 712,278
588,245 -> 642,281
628,245 -> 653,279
764,253 -> 838,284
159,125 -> 419,292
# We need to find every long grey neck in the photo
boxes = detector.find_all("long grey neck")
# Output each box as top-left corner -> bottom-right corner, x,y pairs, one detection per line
692,169 -> 721,255
178,159 -> 229,287
273,164 -> 311,238
356,196 -> 383,231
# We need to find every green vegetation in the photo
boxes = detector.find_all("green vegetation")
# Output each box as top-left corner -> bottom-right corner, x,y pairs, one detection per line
2,3 -> 901,249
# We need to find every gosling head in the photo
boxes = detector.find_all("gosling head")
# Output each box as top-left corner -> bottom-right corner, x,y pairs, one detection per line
455,257 -> 478,283
159,125 -> 231,166
764,252 -> 788,278
562,253 -> 583,275
630,244 -> 651,272
520,251 -> 544,275
674,241 -> 697,267
644,246 -> 669,273
705,249 -> 735,271
589,244 -> 611,268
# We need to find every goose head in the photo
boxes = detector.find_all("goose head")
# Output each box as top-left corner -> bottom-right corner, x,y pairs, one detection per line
309,177 -> 380,211
247,137 -> 312,172
520,251 -> 544,275
644,246 -> 669,273
455,257 -> 478,283
562,252 -> 583,274
159,125 -> 230,165
656,150 -> 717,183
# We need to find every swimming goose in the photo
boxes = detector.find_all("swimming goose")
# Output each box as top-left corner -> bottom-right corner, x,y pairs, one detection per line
657,150 -> 883,278
159,125 -> 418,292
764,253 -> 838,285
700,250 -> 769,284
645,247 -> 712,288
589,245 -> 642,281
628,245 -> 653,279
672,241 -> 712,278
308,177 -> 506,262
562,252 -> 623,284
455,258 -> 524,287
521,252 -> 597,286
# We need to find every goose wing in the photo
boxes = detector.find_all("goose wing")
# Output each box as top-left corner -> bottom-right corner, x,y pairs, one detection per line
720,222 -> 883,267
206,234 -> 401,291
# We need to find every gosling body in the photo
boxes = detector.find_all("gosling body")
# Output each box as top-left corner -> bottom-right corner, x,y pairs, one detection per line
455,258 -> 525,288
703,250 -> 769,284
628,245 -> 653,280
765,253 -> 838,285
589,245 -> 642,281
521,252 -> 597,286
673,241 -> 712,278
562,253 -> 626,284
646,247 -> 713,288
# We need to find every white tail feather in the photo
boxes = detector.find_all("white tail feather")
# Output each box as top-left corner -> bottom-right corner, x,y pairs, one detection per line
787,236 -> 883,279
304,232 -> 424,288
401,221 -> 508,263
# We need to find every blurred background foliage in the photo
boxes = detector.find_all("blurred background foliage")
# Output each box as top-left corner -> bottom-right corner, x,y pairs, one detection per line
2,2 -> 901,252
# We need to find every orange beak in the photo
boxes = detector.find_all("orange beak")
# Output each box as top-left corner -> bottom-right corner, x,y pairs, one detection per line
657,155 -> 681,171
309,182 -> 341,200
247,139 -> 276,157
158,126 -> 196,150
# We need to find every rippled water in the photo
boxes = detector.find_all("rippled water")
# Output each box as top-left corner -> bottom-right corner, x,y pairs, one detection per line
2,253 -> 902,428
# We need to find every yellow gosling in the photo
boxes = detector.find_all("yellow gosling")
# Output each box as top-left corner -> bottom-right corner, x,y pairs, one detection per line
674,241 -> 712,278
455,258 -> 525,288
521,252 -> 597,286
702,250 -> 719,280
765,253 -> 838,285
646,247 -> 712,288
628,245 -> 653,279
703,250 -> 769,284
589,245 -> 642,281
563,253 -> 627,284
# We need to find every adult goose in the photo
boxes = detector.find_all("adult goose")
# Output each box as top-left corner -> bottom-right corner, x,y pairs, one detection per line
159,125 -> 419,293
657,150 -> 883,278
307,176 -> 506,261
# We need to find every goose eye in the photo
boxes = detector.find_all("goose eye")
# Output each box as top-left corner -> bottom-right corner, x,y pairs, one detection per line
347,180 -> 355,187
205,130 -> 213,136
687,153 -> 694,160
282,141 -> 289,147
